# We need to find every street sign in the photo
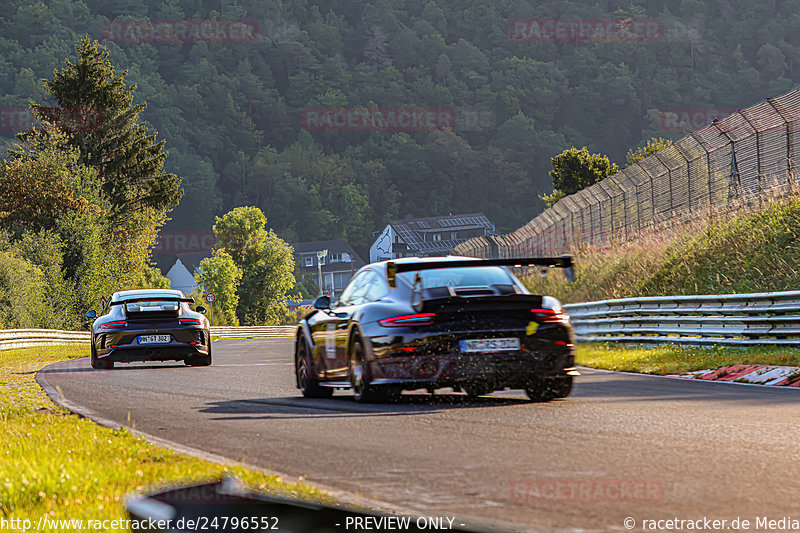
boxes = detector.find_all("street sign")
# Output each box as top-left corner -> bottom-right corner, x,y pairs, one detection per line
205,293 -> 216,304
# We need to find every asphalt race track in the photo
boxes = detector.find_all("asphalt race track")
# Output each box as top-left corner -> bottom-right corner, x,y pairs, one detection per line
38,339 -> 800,532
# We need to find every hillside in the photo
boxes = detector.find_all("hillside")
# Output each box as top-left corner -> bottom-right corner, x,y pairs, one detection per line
1,1 -> 799,254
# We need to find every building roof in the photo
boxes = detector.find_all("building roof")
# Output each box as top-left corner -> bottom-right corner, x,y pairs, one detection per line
387,213 -> 495,253
293,239 -> 365,271
153,251 -> 212,276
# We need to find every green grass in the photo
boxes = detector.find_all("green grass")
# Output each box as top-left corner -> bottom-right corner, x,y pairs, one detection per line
576,342 -> 800,375
0,346 -> 333,530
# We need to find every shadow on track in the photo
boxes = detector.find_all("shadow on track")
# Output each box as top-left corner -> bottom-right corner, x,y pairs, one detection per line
196,392 -> 546,421
40,363 -> 187,373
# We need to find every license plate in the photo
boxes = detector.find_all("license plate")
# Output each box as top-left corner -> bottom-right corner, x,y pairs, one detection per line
459,338 -> 520,353
138,335 -> 171,344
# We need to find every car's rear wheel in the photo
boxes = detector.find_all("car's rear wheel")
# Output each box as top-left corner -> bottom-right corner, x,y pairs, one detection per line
185,343 -> 212,366
525,376 -> 573,402
463,381 -> 494,399
350,340 -> 398,403
296,337 -> 333,398
90,344 -> 113,370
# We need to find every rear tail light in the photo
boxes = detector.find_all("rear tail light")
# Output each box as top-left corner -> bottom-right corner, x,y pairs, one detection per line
530,308 -> 570,323
100,320 -> 126,330
379,313 -> 436,327
179,318 -> 202,325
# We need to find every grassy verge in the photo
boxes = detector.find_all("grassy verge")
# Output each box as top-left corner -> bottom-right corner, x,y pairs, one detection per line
576,342 -> 800,375
0,346 -> 333,528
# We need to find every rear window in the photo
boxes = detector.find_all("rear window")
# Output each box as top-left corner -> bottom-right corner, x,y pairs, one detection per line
124,300 -> 181,312
397,266 -> 515,289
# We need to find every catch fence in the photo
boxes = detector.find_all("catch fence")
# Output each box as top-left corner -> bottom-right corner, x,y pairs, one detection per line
455,86 -> 800,258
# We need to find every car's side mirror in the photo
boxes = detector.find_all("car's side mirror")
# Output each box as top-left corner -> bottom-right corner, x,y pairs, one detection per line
86,310 -> 97,319
196,306 -> 207,314
313,296 -> 331,310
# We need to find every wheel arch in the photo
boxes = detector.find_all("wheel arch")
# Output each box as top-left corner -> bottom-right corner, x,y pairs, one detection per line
294,322 -> 316,387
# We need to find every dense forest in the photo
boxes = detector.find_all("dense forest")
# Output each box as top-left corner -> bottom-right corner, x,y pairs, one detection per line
1,0 -> 798,257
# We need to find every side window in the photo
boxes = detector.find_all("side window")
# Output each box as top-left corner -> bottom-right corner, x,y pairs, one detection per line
338,271 -> 369,306
363,272 -> 388,302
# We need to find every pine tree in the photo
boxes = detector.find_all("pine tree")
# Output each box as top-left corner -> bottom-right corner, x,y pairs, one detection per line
27,37 -> 182,227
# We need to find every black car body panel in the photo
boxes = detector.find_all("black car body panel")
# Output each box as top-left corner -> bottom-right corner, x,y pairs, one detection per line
89,289 -> 211,368
294,256 -> 577,402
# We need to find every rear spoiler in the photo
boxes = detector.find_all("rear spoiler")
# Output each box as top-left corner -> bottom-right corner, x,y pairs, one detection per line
386,255 -> 575,288
110,297 -> 195,306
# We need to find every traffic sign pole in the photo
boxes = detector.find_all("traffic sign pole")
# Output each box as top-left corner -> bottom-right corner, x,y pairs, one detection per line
205,293 -> 216,326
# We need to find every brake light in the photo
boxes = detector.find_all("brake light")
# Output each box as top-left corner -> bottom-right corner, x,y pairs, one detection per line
179,318 -> 202,325
530,308 -> 570,323
379,313 -> 436,327
100,320 -> 126,329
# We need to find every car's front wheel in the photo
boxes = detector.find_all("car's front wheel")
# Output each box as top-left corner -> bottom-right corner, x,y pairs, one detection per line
525,376 -> 573,402
296,337 -> 332,398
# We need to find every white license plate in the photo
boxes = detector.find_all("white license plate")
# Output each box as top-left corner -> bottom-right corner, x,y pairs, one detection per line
138,335 -> 171,344
459,338 -> 520,353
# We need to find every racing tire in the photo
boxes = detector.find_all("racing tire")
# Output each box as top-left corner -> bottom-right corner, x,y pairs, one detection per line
350,340 -> 397,403
90,344 -> 113,370
185,344 -> 212,367
463,381 -> 495,400
296,337 -> 333,399
525,376 -> 573,402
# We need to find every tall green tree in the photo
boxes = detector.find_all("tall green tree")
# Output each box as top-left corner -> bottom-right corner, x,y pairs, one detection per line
195,250 -> 242,326
542,147 -> 620,207
626,137 -> 673,166
28,37 -> 182,228
212,207 -> 295,325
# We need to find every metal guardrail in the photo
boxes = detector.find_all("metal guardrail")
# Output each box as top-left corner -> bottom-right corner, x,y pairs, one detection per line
0,326 -> 297,351
12,290 -> 800,349
564,291 -> 800,346
0,329 -> 90,351
210,326 -> 296,338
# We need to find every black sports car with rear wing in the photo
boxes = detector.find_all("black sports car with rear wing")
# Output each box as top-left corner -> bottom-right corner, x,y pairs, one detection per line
294,255 -> 578,403
86,289 -> 211,369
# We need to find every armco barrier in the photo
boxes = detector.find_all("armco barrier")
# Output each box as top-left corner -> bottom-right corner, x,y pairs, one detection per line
210,326 -> 296,338
564,290 -> 800,346
0,326 -> 297,351
12,290 -> 800,349
0,329 -> 90,351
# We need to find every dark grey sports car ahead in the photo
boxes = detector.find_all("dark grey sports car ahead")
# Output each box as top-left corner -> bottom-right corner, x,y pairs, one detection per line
86,289 -> 211,369
295,255 -> 578,403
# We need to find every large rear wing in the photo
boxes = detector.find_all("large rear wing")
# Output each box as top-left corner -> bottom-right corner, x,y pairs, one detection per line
109,297 -> 195,306
386,255 -> 575,288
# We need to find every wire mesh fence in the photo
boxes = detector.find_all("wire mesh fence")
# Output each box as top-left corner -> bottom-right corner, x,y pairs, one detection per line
454,86 -> 800,258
